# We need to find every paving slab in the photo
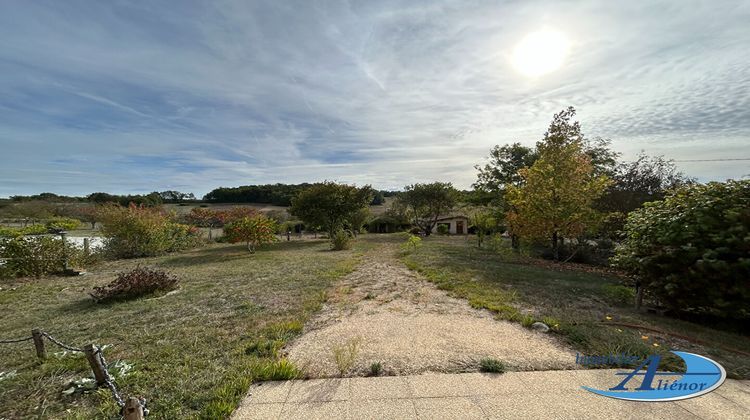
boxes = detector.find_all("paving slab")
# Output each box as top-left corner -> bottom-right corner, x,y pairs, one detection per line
232,370 -> 750,419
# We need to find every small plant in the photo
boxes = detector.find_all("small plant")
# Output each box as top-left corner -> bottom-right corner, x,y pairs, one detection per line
400,234 -> 422,254
332,337 -> 361,376
369,362 -> 383,376
331,230 -> 352,250
437,224 -> 449,235
542,316 -> 561,331
90,266 -> 179,302
479,358 -> 505,373
245,338 -> 283,358
249,358 -> 301,381
520,314 -> 535,328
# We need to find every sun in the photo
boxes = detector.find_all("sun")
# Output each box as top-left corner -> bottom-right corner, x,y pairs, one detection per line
512,29 -> 570,78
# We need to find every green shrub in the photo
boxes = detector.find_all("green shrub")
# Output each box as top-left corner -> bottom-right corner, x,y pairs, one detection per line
331,230 -> 352,250
1,236 -> 65,278
90,266 -> 179,302
0,236 -> 93,278
97,204 -> 201,258
369,362 -> 383,376
400,234 -> 422,253
437,224 -> 449,235
612,180 -> 750,320
44,217 -> 81,231
479,358 -> 505,373
0,224 -> 48,237
602,284 -> 635,306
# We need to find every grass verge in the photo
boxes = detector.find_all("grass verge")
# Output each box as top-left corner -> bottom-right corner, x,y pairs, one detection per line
400,235 -> 749,379
0,239 -> 360,419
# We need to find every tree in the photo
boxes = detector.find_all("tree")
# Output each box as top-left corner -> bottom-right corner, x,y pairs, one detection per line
289,182 -> 374,238
474,143 -> 537,199
371,191 -> 386,205
347,207 -> 370,237
400,182 -> 458,236
470,208 -> 498,248
612,180 -> 750,320
184,208 -> 224,240
158,190 -> 196,203
473,108 -> 618,248
223,215 -> 278,252
506,107 -> 611,260
599,153 -> 694,214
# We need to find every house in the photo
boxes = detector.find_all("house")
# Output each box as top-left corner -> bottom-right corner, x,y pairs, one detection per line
431,215 -> 470,235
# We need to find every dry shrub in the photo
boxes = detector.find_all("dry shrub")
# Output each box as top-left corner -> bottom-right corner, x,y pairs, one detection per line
90,266 -> 178,303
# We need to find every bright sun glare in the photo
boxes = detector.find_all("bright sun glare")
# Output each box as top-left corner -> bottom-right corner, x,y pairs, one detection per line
512,29 -> 570,78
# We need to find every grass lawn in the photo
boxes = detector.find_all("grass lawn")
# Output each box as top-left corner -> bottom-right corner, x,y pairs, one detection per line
400,235 -> 750,379
0,239 -> 361,419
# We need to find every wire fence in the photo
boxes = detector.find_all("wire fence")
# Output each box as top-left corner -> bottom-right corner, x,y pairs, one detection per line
0,329 -> 147,419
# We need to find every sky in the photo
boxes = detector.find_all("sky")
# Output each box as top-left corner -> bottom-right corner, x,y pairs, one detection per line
1,0 -> 749,198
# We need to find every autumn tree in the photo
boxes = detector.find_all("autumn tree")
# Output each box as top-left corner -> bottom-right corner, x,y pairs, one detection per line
400,182 -> 458,236
289,182 -> 374,239
223,214 -> 278,252
506,107 -> 611,260
184,208 -> 225,240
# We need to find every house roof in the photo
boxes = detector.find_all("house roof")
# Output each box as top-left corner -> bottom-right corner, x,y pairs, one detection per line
435,215 -> 469,221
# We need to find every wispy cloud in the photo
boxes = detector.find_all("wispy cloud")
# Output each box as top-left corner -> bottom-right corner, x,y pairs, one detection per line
1,0 -> 748,196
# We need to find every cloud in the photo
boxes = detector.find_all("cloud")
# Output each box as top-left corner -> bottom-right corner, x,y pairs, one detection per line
0,0 -> 748,197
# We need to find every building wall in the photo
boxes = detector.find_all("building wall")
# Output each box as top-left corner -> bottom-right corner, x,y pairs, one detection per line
431,218 -> 468,234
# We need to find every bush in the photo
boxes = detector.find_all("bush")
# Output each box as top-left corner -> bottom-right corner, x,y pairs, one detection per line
0,236 -> 92,278
603,284 -> 635,306
90,266 -> 179,302
0,224 -> 48,238
400,234 -> 422,253
437,224 -> 449,235
331,230 -> 352,250
612,180 -> 750,320
223,215 -> 278,252
97,204 -> 201,258
44,217 -> 81,232
479,358 -> 505,373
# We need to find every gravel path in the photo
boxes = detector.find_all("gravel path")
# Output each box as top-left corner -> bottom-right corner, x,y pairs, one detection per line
285,243 -> 576,378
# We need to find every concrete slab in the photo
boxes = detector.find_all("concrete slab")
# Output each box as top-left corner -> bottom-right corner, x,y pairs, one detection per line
677,392 -> 749,420
279,401 -> 348,419
232,371 -> 750,419
460,372 -> 530,395
474,393 -> 558,419
232,403 -> 284,420
413,396 -> 485,419
348,399 -> 417,420
286,378 -> 350,403
244,381 -> 293,404
407,373 -> 471,398
349,376 -> 412,400
516,369 -> 582,393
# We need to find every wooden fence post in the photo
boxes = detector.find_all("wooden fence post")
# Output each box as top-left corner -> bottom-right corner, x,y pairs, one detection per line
31,329 -> 46,360
122,397 -> 146,420
83,344 -> 108,385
